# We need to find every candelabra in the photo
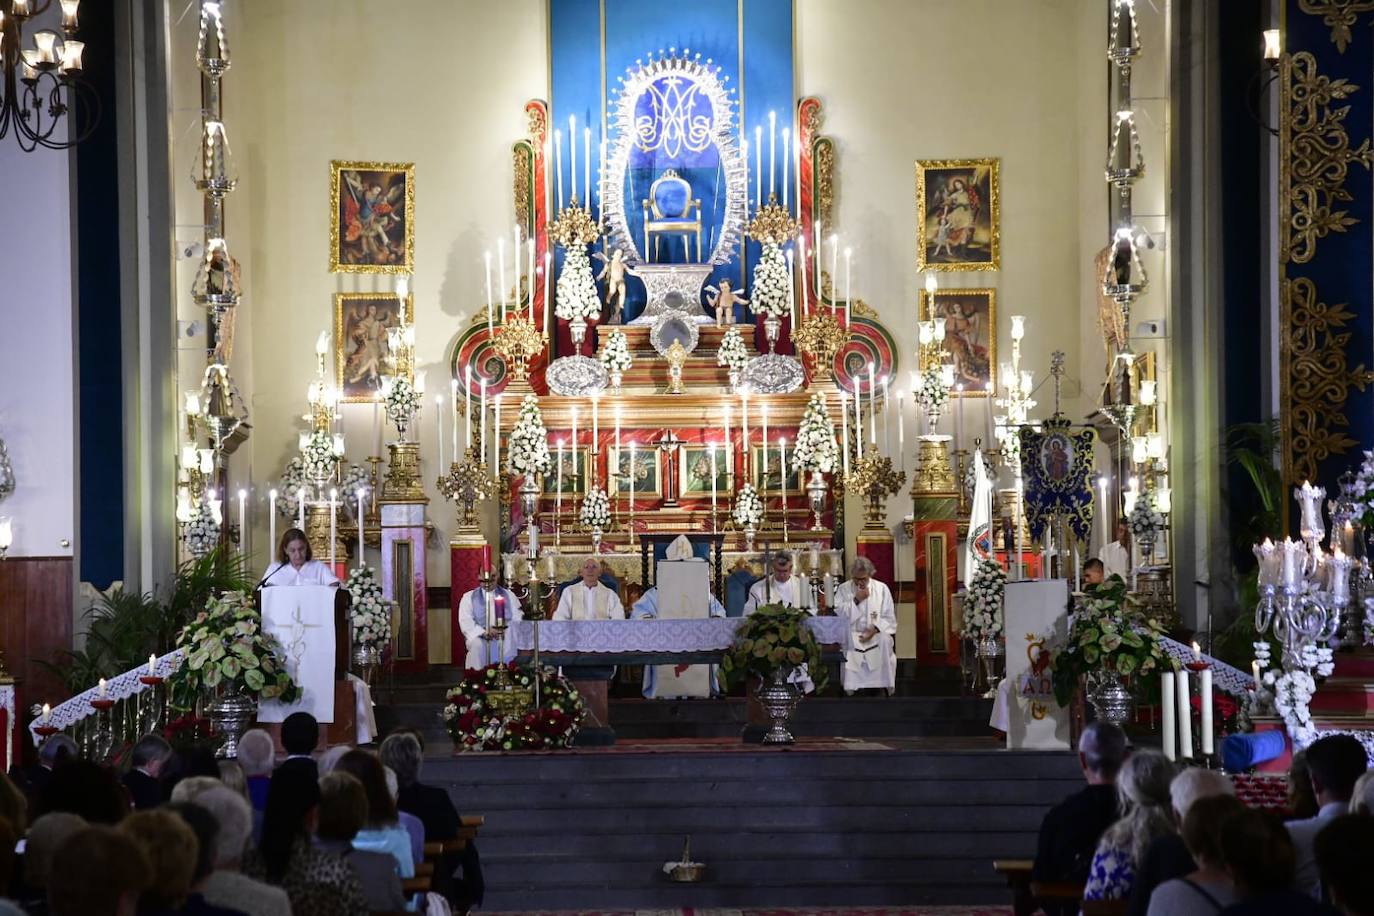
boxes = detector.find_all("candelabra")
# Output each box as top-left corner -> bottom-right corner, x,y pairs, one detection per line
0,0 -> 97,152
1253,535 -> 1343,669
437,447 -> 494,528
847,454 -> 906,531
793,309 -> 846,384
493,314 -> 544,385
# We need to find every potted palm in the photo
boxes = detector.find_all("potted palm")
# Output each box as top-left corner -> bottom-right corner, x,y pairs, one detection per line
166,590 -> 300,757
720,603 -> 827,743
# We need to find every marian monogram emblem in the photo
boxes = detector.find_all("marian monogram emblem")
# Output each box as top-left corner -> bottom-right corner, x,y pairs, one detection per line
635,75 -> 714,158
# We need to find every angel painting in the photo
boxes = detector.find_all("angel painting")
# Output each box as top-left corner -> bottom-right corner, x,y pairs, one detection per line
335,292 -> 412,402
330,161 -> 414,273
916,159 -> 1000,272
921,288 -> 995,394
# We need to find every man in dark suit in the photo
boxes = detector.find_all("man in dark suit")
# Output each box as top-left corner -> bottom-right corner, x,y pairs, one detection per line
122,734 -> 172,810
1032,722 -> 1128,916
273,712 -> 319,783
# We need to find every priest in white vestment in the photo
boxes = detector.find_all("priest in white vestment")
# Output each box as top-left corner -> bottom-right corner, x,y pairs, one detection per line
833,556 -> 897,695
258,527 -> 340,588
456,566 -> 523,670
554,557 -> 626,620
632,535 -> 726,698
743,552 -> 814,615
1098,518 -> 1131,581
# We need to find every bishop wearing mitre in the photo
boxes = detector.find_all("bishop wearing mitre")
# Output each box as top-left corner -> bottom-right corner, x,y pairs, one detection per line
554,557 -> 626,621
833,556 -> 897,695
456,562 -> 522,671
743,551 -> 814,615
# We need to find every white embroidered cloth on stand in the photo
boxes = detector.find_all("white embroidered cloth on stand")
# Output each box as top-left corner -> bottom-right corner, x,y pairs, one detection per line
509,617 -> 849,653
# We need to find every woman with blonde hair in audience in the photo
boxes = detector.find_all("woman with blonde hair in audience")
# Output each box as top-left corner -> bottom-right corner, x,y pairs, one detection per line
1082,749 -> 1177,903
1145,793 -> 1246,915
115,809 -> 204,914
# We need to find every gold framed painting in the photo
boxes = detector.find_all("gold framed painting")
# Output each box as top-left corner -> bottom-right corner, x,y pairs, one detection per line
919,288 -> 996,395
330,160 -> 414,273
335,292 -> 414,403
752,446 -> 801,494
610,447 -> 661,497
916,158 -> 1000,272
680,446 -> 731,496
544,447 -> 591,496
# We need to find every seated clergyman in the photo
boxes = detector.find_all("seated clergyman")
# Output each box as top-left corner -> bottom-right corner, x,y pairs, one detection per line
743,551 -> 814,615
456,563 -> 522,670
553,558 -> 625,620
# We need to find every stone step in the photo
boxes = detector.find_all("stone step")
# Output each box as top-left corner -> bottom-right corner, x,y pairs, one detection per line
479,883 -> 997,909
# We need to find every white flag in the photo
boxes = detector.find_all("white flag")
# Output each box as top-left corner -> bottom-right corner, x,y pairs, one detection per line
964,448 -> 994,586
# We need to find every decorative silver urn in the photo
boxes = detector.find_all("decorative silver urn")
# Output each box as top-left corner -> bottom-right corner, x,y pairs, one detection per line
744,524 -> 757,552
807,469 -> 827,531
520,475 -> 540,523
207,692 -> 258,759
763,315 -> 781,354
758,668 -> 800,744
1088,675 -> 1133,726
609,369 -> 623,393
975,635 -> 1004,699
591,527 -> 603,554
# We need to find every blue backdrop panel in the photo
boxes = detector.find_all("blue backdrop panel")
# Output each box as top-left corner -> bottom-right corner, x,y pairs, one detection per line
549,0 -> 794,323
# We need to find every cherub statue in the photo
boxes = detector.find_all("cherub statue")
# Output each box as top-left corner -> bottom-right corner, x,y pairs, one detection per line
593,249 -> 635,324
704,279 -> 748,327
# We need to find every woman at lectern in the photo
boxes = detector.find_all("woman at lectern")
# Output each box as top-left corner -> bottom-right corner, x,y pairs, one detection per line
259,528 -> 340,588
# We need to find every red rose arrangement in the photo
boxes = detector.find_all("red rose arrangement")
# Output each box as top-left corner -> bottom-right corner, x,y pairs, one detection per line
443,663 -> 585,752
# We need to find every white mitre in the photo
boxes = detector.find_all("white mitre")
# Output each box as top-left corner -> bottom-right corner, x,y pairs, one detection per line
666,534 -> 698,561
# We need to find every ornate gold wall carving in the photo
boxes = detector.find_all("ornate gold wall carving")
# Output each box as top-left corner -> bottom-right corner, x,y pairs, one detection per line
1297,0 -> 1374,52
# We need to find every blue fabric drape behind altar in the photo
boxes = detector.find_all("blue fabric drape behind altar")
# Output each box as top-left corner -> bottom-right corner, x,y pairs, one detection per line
550,0 -> 794,323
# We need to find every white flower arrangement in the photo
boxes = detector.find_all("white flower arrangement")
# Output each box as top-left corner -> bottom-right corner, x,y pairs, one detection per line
1129,490 -> 1166,538
301,430 -> 341,482
599,330 -> 633,373
1353,450 -> 1374,529
277,459 -> 369,521
717,326 -> 749,376
733,482 -> 764,530
345,565 -> 392,653
749,242 -> 790,319
962,558 -> 1006,641
580,486 -> 611,530
913,365 -> 950,424
1255,638 -> 1334,747
180,499 -> 220,558
555,244 -> 602,322
507,395 -> 552,477
382,375 -> 421,432
792,393 -> 839,474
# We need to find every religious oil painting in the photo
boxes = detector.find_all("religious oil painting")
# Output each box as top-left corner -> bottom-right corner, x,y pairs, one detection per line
916,158 -> 1000,272
680,446 -> 731,496
752,446 -> 801,494
544,448 -> 590,497
330,160 -> 414,273
611,447 -> 661,497
335,292 -> 413,403
920,288 -> 995,394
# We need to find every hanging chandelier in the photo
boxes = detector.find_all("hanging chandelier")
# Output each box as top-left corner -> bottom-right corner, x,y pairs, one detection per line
0,0 -> 98,151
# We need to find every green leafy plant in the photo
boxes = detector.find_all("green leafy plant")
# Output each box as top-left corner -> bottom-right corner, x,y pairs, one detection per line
166,590 -> 299,710
1051,575 -> 1176,707
720,603 -> 827,691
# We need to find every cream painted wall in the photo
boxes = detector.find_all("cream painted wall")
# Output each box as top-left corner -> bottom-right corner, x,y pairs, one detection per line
168,2 -> 1172,663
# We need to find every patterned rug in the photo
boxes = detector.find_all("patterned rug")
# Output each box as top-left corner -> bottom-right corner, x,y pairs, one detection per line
488,909 -> 1013,915
453,737 -> 902,755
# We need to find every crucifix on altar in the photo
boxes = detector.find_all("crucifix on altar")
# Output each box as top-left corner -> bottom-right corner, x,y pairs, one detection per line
656,429 -> 685,507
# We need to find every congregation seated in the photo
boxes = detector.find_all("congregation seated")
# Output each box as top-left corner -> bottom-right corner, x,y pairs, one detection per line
123,735 -> 173,811
317,771 -> 407,913
1315,814 -> 1374,916
1032,722 -> 1127,915
382,764 -> 425,867
12,735 -> 77,813
1082,750 -> 1176,904
1285,734 -> 1368,900
119,807 -> 245,916
39,759 -> 130,824
1144,794 -> 1247,916
167,784 -> 290,916
1129,767 -> 1236,915
246,761 -> 368,916
0,815 -> 24,915
1216,807 -> 1338,916
278,712 -> 322,781
47,824 -> 151,916
20,812 -> 86,915
234,729 -> 274,815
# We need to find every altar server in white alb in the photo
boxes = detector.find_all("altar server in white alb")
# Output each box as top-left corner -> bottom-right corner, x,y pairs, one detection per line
554,557 -> 626,620
258,528 -> 340,588
456,564 -> 523,670
1098,518 -> 1132,582
743,552 -> 814,615
833,556 -> 897,695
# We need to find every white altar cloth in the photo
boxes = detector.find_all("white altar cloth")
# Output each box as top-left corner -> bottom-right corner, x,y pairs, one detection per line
510,617 -> 849,655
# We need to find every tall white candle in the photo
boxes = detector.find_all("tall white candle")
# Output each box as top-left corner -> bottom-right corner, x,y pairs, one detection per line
598,139 -> 607,217
710,444 -> 718,529
868,363 -> 877,445
329,488 -> 338,569
489,251 -> 500,336
479,378 -> 488,460
464,367 -> 473,450
435,395 -> 445,467
814,220 -> 823,291
297,487 -> 305,530
897,392 -> 906,472
269,489 -> 278,555
840,392 -> 850,476
583,125 -> 590,209
493,395 -> 502,470
527,226 -> 535,317
955,384 -> 965,450
614,408 -> 622,484
1200,668 -> 1215,755
1013,478 -> 1023,580
741,391 -> 749,472
882,377 -> 891,456
513,224 -> 521,309
830,234 -> 839,312
1176,668 -> 1194,758
554,128 -> 563,209
450,380 -> 460,459
497,237 -> 507,322
762,404 -> 770,476
779,435 -> 788,541
854,380 -> 864,460
568,114 -> 577,205
1161,671 -> 1177,761
555,439 -> 564,531
754,126 -> 762,208
798,236 -> 809,316
543,251 -> 553,336
591,394 -> 600,454
723,406 -> 733,480
571,405 -> 579,471
628,441 -> 637,528
844,247 -> 852,325
781,128 -> 790,208
373,399 -> 382,457
237,488 -> 247,555
786,248 -> 796,327
356,489 -> 366,566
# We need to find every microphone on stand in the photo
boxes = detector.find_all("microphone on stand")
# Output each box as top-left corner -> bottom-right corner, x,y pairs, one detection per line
253,563 -> 287,592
